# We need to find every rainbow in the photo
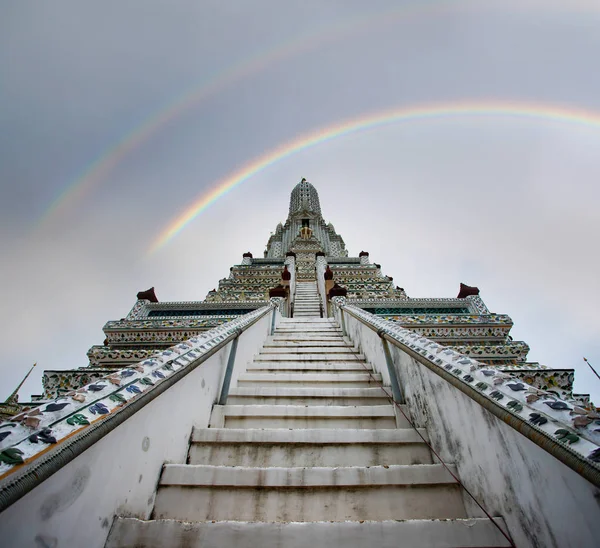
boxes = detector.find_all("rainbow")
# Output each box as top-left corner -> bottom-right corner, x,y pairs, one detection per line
36,0 -> 598,228
148,100 -> 600,254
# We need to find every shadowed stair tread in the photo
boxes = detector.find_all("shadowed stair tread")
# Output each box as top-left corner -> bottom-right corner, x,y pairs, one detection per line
192,427 -> 429,444
246,367 -> 370,375
269,333 -> 345,337
106,517 -> 512,548
254,353 -> 365,361
216,404 -> 397,417
262,341 -> 355,348
237,372 -> 383,382
159,464 -> 459,487
228,387 -> 389,397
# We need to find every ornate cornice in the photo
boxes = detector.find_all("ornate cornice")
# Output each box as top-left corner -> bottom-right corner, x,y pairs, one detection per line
125,300 -> 268,320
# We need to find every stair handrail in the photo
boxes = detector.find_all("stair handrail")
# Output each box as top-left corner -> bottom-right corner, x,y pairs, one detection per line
0,301 -> 282,513
331,297 -> 600,488
315,254 -> 329,317
285,254 -> 296,318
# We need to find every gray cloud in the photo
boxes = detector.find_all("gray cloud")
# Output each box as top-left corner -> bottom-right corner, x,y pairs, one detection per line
1,1 -> 599,402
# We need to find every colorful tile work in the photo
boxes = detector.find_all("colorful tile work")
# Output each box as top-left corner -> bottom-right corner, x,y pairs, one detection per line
332,298 -> 600,467
0,303 -> 278,477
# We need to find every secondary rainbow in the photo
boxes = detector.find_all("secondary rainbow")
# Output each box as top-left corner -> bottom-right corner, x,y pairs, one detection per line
36,0 -> 598,228
148,100 -> 600,254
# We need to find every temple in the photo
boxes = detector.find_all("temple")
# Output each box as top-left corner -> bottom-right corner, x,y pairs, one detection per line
0,179 -> 599,547
43,178 -> 579,403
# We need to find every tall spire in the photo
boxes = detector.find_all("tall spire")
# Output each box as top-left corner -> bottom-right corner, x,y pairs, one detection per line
289,178 -> 322,217
4,363 -> 36,404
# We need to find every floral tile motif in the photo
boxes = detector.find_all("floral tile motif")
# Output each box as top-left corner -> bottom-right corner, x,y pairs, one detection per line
0,302 -> 281,478
332,298 -> 600,468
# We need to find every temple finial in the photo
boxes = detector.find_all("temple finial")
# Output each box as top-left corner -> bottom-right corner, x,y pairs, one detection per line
4,363 -> 36,404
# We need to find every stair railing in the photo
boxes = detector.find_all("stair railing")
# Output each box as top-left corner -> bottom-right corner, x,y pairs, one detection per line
330,297 -> 600,489
0,300 -> 284,513
315,254 -> 329,317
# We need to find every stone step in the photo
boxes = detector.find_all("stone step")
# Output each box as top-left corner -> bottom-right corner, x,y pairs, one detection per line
278,322 -> 335,327
226,386 -> 389,406
237,372 -> 383,387
254,353 -> 364,361
276,328 -> 339,333
269,332 -> 347,342
270,327 -> 341,331
263,341 -> 355,349
152,464 -> 465,522
276,322 -> 335,326
280,317 -> 333,322
275,328 -> 342,333
107,517 -> 512,548
246,362 -> 368,373
189,427 -> 432,466
209,404 -> 404,429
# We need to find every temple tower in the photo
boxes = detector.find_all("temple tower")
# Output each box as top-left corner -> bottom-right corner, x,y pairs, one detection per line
0,179 -> 598,548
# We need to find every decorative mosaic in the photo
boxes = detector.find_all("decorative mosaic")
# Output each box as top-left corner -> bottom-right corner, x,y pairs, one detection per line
205,291 -> 271,302
87,346 -> 157,368
504,369 -> 575,400
365,307 -> 471,315
379,313 -> 512,326
350,297 -> 489,314
406,325 -> 511,341
380,314 -> 514,342
126,299 -> 148,319
104,317 -> 242,331
332,298 -> 600,466
103,314 -> 242,345
448,341 -> 530,362
289,178 -> 322,216
502,362 -> 550,370
265,179 -> 348,259
327,258 -> 361,264
126,299 -> 266,320
148,308 -> 257,317
106,328 -> 205,345
43,369 -> 112,399
465,295 -> 490,314
0,302 -> 280,477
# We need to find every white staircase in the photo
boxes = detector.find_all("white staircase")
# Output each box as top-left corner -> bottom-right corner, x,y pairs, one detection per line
293,281 -> 321,317
106,318 -> 511,547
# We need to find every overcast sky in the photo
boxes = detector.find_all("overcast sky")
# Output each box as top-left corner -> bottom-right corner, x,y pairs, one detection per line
1,1 -> 599,404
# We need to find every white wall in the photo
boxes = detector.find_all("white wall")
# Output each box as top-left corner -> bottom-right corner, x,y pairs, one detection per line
0,311 -> 275,548
337,307 -> 600,548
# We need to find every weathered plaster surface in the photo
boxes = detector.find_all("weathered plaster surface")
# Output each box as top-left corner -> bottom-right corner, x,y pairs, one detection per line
0,310 -> 275,548
340,310 -> 600,548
